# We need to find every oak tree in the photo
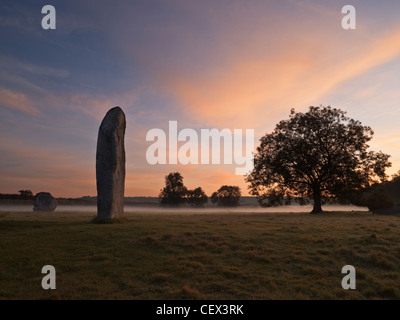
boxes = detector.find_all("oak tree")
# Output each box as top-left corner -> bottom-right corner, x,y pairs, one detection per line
246,106 -> 391,213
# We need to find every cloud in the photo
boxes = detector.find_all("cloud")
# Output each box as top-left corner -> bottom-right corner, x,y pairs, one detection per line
163,27 -> 400,129
0,135 -> 95,197
0,88 -> 40,115
77,1 -> 400,131
0,55 -> 70,79
69,91 -> 138,121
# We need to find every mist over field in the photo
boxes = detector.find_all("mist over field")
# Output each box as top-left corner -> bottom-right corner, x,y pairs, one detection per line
0,204 -> 368,214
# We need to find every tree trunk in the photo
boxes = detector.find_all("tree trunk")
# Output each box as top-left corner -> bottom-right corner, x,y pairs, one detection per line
311,184 -> 323,214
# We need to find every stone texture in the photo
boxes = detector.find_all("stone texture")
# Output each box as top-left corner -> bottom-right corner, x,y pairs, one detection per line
33,192 -> 57,212
96,106 -> 126,220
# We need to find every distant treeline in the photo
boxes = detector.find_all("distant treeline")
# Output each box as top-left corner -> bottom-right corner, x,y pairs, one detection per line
0,190 -> 34,200
80,195 -> 260,205
158,172 -> 244,207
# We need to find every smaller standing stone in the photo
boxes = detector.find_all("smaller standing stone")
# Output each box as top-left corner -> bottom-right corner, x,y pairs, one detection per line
33,192 -> 57,212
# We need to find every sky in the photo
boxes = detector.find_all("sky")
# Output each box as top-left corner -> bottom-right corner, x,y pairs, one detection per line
1,0 -> 400,198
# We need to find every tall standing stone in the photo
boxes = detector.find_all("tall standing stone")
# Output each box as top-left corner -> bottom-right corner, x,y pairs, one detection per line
96,106 -> 126,220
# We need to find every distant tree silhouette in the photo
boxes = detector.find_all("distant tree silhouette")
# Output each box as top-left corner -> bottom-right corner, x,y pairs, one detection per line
365,189 -> 395,211
18,190 -> 34,199
246,106 -> 391,214
159,172 -> 187,206
0,190 -> 34,200
346,171 -> 400,212
186,187 -> 208,207
211,185 -> 241,206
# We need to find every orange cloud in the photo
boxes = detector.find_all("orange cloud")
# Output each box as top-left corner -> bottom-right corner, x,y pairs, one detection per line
0,136 -> 95,197
164,27 -> 400,129
69,91 -> 138,121
0,88 -> 39,115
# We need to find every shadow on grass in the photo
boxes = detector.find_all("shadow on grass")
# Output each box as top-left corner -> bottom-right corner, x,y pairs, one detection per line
90,216 -> 128,224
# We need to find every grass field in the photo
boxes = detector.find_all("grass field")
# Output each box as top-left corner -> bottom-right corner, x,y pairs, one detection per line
0,210 -> 400,300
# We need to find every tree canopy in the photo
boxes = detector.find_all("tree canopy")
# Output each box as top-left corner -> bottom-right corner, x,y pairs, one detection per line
211,185 -> 241,207
246,106 -> 391,213
159,172 -> 187,206
186,187 -> 208,207
159,172 -> 208,207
